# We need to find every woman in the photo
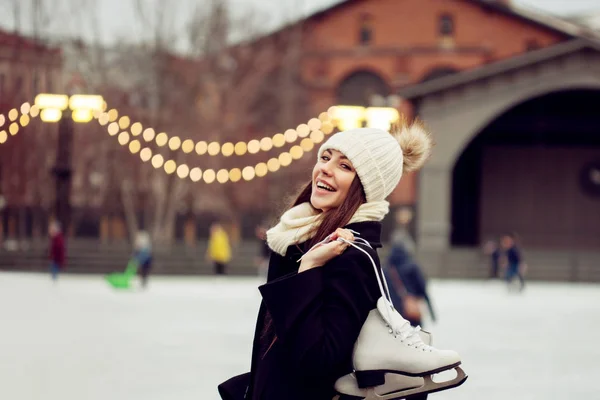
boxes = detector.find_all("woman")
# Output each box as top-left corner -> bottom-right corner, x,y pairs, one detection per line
219,122 -> 435,400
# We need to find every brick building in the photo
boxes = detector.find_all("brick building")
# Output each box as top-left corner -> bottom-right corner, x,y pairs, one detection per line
291,0 -> 589,207
0,29 -> 62,241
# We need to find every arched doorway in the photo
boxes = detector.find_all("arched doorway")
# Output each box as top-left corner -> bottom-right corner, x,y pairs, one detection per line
451,89 -> 600,248
336,70 -> 389,106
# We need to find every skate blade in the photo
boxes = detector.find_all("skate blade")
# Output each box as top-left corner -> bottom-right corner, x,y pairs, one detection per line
361,367 -> 467,400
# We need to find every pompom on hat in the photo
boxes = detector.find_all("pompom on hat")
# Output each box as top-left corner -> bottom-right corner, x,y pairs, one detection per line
318,120 -> 432,203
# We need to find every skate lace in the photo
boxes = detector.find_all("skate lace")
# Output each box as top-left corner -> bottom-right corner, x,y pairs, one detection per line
298,231 -> 431,350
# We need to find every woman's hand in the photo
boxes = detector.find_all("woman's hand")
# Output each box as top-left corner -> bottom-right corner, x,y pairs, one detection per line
298,228 -> 355,273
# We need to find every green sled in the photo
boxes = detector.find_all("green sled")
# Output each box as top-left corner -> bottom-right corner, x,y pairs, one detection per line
105,259 -> 139,289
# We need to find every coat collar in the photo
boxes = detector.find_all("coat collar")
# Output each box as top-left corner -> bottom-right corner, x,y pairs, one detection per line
285,221 -> 383,260
345,221 -> 383,248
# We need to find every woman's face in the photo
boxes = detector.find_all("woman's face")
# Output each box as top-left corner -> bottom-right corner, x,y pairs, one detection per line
310,149 -> 357,212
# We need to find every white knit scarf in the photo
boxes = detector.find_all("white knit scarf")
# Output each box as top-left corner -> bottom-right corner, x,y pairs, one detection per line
266,201 -> 390,256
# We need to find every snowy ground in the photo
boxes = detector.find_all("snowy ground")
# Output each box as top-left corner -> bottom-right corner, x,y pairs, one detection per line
0,272 -> 599,400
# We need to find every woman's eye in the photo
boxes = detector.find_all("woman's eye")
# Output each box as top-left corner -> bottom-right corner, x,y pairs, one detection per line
342,164 -> 351,170
321,156 -> 330,161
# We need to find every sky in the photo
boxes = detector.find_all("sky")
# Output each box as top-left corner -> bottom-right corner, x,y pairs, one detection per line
0,0 -> 599,53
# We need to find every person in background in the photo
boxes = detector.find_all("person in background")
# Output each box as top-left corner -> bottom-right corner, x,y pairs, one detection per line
48,221 -> 66,282
254,223 -> 271,281
501,233 -> 526,291
483,239 -> 502,279
208,222 -> 231,275
384,208 -> 436,328
134,231 -> 153,289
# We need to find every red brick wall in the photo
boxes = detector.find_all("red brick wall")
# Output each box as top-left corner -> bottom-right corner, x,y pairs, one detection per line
300,0 -> 566,205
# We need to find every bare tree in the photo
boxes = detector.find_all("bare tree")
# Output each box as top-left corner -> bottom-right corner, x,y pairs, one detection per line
25,0 -> 309,246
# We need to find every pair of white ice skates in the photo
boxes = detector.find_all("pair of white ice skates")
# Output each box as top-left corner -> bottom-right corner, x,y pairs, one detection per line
333,299 -> 467,400
331,237 -> 468,400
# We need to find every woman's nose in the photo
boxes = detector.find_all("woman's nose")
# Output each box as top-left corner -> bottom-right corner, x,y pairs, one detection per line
319,161 -> 333,175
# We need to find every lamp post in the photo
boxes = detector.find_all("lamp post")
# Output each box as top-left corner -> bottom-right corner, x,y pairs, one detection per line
330,105 -> 400,131
34,93 -> 104,234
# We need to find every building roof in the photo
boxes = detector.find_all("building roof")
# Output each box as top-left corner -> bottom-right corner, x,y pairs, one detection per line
397,38 -> 600,100
0,28 -> 61,54
304,0 -> 598,39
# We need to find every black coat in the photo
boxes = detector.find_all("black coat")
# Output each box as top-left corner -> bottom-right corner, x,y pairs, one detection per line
218,221 -> 385,400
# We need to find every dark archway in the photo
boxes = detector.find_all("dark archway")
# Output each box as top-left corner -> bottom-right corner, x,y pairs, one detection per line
336,70 -> 389,106
451,89 -> 600,248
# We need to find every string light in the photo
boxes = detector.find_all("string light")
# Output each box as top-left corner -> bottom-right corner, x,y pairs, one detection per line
190,168 -> 202,182
29,105 -> 40,118
118,116 -> 130,129
260,137 -> 273,151
95,109 -> 340,158
248,140 -> 260,154
118,132 -> 130,145
182,139 -> 194,153
221,142 -> 234,157
107,109 -> 118,122
242,166 -> 255,181
284,129 -> 298,143
177,164 -> 190,178
151,154 -> 164,168
234,142 -> 247,156
255,163 -> 268,177
1,101 -> 349,185
143,128 -> 155,142
168,136 -> 181,151
129,140 -> 141,154
108,122 -> 119,136
272,134 -> 285,148
20,103 -> 31,115
195,141 -> 208,155
131,122 -> 143,136
140,148 -> 153,162
229,168 -> 242,182
19,115 -> 30,127
98,113 -> 110,126
164,160 -> 177,174
156,133 -> 168,147
217,169 -> 229,183
207,142 -> 220,156
203,169 -> 216,184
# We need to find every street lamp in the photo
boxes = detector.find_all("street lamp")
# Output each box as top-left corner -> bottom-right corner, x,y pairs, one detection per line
330,105 -> 400,131
34,93 -> 105,234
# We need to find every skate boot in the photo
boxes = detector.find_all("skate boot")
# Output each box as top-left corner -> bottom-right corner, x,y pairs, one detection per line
352,298 -> 467,397
333,237 -> 467,398
333,330 -> 433,400
333,327 -> 466,399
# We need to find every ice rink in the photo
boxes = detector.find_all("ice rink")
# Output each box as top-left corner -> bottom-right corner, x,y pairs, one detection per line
1,272 -> 599,400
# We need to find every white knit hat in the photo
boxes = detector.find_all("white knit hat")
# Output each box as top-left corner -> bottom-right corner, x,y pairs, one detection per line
318,127 -> 404,203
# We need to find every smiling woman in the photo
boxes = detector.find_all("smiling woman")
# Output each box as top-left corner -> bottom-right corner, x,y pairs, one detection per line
216,120 -> 470,400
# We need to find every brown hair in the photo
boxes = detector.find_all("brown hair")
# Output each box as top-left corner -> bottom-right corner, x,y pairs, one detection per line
290,176 -> 367,249
260,177 -> 366,356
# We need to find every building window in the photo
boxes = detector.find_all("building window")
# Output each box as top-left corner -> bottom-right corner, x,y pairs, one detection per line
439,14 -> 455,36
358,14 -> 373,46
526,39 -> 541,52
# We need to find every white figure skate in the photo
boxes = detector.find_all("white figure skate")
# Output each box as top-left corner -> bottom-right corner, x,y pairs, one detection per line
333,237 -> 467,399
333,327 -> 467,399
